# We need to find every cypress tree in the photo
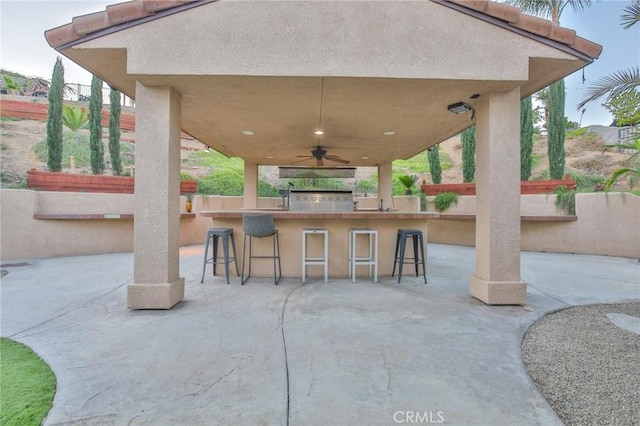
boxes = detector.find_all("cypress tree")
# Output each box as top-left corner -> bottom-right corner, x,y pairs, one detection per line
547,79 -> 566,179
427,146 -> 442,184
461,126 -> 476,183
46,57 -> 64,172
520,96 -> 534,181
89,75 -> 104,174
109,87 -> 123,176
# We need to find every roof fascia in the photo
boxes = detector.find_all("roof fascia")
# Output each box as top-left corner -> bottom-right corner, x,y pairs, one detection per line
55,0 -> 217,52
431,0 -> 594,64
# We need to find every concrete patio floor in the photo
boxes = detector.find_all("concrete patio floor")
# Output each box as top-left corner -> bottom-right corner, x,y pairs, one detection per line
1,243 -> 638,425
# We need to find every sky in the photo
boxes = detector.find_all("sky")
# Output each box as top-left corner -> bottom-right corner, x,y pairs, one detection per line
0,0 -> 638,127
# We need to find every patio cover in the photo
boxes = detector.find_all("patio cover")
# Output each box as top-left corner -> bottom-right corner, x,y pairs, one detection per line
45,0 -> 601,308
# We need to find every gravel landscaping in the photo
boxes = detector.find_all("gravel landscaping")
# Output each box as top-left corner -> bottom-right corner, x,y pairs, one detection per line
522,302 -> 640,426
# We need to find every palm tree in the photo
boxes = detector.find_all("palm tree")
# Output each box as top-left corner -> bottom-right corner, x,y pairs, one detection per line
577,1 -> 640,109
604,137 -> 640,190
509,0 -> 592,25
621,0 -> 640,29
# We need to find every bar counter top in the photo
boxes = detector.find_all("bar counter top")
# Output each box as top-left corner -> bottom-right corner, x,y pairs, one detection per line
199,210 -> 439,219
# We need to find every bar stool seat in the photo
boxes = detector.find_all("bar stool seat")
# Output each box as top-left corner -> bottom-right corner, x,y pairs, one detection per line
201,228 -> 239,284
392,229 -> 427,284
241,214 -> 281,285
302,228 -> 329,283
347,228 -> 378,283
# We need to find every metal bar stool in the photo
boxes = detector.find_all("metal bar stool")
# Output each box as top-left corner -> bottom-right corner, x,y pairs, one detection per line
392,229 -> 427,284
241,214 -> 281,285
302,228 -> 329,283
201,228 -> 239,284
347,228 -> 378,283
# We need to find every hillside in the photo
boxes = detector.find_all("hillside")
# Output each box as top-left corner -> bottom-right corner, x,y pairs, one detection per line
0,114 -> 634,192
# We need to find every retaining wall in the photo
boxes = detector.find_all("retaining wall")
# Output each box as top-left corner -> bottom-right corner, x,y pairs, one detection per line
1,190 -> 637,260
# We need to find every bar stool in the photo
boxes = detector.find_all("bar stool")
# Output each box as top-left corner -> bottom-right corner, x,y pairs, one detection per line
302,228 -> 329,283
392,229 -> 427,284
347,228 -> 378,283
201,228 -> 239,284
241,214 -> 281,285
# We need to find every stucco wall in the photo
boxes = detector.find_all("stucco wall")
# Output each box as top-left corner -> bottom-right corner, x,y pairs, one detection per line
427,193 -> 640,258
1,190 -> 637,260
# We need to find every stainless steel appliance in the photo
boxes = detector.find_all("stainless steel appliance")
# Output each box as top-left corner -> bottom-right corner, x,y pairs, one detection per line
289,190 -> 354,212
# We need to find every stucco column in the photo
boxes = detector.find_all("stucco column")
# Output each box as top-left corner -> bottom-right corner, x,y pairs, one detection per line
378,162 -> 393,211
470,88 -> 527,305
128,83 -> 184,309
243,161 -> 258,209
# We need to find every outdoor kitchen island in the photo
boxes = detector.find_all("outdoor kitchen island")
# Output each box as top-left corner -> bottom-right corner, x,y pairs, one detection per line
199,209 -> 438,279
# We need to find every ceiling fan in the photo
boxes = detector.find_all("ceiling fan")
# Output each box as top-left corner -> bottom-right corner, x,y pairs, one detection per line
294,146 -> 350,166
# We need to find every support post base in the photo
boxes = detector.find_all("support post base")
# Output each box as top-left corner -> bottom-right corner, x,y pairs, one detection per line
470,275 -> 527,305
127,278 -> 185,310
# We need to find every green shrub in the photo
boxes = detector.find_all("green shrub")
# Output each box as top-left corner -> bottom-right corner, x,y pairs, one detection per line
190,149 -> 244,169
180,171 -> 195,181
356,178 -> 377,194
569,171 -> 605,191
566,127 -> 588,139
34,133 -> 133,170
392,150 -> 452,174
531,170 -> 551,181
196,169 -> 244,195
419,192 -> 428,211
433,192 -> 459,212
393,151 -> 430,173
555,185 -> 575,215
259,180 -> 280,197
34,132 -> 90,168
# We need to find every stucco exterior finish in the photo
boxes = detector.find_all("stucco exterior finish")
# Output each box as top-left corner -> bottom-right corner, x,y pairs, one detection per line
1,190 -> 636,261
128,84 -> 184,309
243,162 -> 259,209
472,89 -> 526,304
43,0 -> 601,307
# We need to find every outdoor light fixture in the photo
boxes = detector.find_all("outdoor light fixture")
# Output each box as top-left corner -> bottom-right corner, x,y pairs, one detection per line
447,102 -> 469,114
447,101 -> 476,121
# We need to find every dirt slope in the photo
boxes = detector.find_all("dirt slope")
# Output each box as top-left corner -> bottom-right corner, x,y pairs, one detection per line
0,116 -> 633,190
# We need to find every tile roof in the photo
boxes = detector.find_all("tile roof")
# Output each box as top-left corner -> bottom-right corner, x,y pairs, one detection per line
44,0 -> 602,60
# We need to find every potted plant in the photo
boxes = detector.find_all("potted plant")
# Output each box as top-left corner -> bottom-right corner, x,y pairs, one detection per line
398,174 -> 419,195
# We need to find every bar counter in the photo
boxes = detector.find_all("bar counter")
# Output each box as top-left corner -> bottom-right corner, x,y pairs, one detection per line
199,210 -> 438,279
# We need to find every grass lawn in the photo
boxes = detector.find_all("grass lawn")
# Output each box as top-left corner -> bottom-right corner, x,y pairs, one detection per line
0,338 -> 56,426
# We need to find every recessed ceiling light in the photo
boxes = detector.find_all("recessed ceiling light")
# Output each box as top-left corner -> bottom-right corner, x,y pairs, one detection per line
242,130 -> 254,136
361,156 -> 369,160
314,130 -> 324,135
266,156 -> 274,159
383,131 -> 396,136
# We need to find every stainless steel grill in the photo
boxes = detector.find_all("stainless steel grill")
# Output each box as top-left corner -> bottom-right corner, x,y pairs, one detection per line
289,190 -> 354,212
